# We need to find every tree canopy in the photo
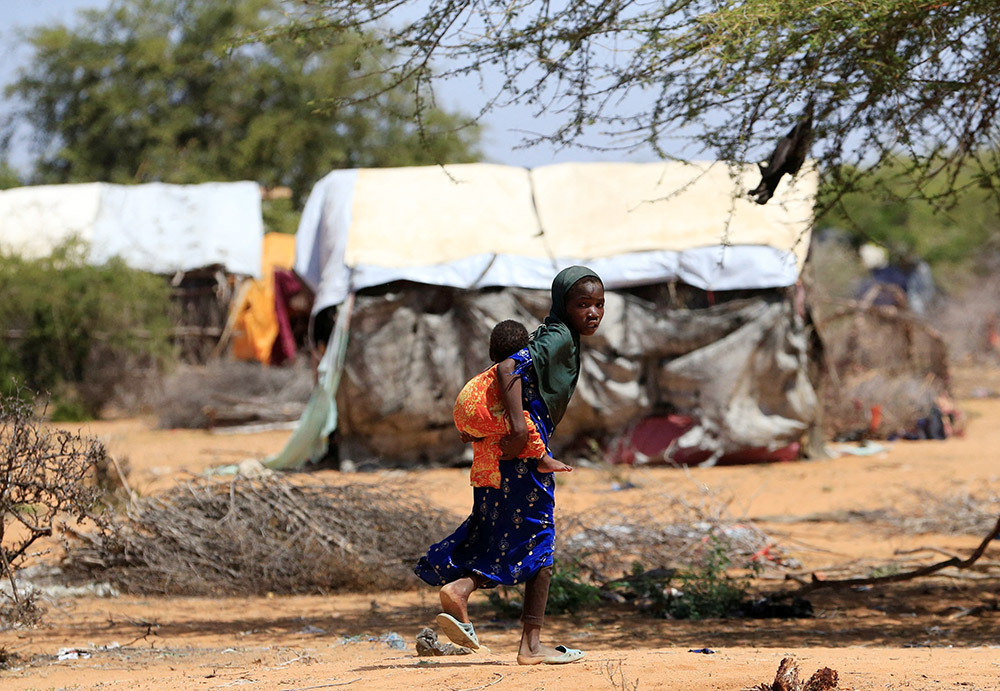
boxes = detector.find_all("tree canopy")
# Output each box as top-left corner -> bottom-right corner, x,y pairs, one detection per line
279,0 -> 1000,207
3,0 -> 481,205
0,161 -> 21,190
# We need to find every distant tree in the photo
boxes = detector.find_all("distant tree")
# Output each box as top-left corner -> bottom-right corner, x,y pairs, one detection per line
820,159 -> 1000,275
277,0 -> 1000,207
3,0 -> 480,205
0,161 -> 20,190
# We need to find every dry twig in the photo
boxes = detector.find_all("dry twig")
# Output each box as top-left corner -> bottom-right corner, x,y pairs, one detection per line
793,517 -> 1000,594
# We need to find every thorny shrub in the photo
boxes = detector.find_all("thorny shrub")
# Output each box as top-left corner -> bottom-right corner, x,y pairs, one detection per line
0,394 -> 106,628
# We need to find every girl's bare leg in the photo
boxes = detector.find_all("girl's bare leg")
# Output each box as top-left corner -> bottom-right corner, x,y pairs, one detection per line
516,566 -> 563,663
439,576 -> 479,623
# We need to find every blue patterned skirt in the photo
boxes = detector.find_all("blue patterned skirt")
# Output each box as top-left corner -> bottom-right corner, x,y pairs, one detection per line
415,458 -> 555,587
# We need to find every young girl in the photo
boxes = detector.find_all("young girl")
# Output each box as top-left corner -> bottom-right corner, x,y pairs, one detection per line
415,266 -> 605,665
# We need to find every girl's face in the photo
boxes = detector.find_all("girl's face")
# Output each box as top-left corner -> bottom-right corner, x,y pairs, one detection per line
565,280 -> 605,336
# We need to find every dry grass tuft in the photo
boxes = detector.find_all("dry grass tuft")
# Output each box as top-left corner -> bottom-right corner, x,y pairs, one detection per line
559,488 -> 784,585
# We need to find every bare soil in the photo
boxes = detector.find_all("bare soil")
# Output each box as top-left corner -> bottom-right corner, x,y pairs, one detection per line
3,378 -> 1000,690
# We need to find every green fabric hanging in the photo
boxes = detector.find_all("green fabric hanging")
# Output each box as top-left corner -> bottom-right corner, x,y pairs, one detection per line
263,293 -> 354,470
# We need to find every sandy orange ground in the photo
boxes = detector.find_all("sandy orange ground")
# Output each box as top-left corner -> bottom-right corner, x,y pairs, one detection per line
3,392 -> 1000,690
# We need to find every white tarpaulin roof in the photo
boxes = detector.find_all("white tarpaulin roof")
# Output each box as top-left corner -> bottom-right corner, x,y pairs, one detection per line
0,181 -> 264,277
295,161 -> 818,313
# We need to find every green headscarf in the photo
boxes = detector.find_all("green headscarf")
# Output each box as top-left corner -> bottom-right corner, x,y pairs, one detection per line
527,265 -> 602,426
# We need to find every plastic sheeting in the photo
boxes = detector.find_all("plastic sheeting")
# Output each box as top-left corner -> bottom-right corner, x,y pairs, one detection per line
294,162 -> 817,313
331,287 -> 818,467
0,181 -> 264,276
264,293 -> 354,470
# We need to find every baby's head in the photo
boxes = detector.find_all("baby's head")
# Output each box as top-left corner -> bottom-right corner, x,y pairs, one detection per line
489,319 -> 529,364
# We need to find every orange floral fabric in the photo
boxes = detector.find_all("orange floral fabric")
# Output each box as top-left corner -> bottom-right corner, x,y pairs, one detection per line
453,365 -> 548,488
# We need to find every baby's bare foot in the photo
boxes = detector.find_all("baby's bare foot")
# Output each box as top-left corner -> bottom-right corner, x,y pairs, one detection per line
537,457 -> 573,473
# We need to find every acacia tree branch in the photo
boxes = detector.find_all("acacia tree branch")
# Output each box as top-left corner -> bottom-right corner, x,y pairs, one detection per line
272,0 -> 1000,202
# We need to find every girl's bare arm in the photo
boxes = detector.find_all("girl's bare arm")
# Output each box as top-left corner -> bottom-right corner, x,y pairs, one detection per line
496,358 -> 528,459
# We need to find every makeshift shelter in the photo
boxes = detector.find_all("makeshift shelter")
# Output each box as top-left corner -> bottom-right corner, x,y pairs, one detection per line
0,181 -> 265,361
272,161 -> 821,469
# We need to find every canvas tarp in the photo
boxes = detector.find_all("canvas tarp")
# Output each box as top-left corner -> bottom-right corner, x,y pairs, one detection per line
330,286 -> 817,467
295,161 -> 817,313
0,181 -> 264,277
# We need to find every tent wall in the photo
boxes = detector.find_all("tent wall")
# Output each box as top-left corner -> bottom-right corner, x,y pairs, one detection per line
333,284 -> 819,467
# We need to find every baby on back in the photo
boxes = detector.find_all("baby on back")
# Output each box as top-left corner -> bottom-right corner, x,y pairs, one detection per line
453,320 -> 572,488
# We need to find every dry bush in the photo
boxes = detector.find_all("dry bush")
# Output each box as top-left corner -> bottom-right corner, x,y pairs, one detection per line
822,372 -> 942,439
0,395 -> 106,629
818,307 -> 949,382
815,490 -> 1000,537
157,360 -> 313,429
63,476 -> 454,595
0,644 -> 25,670
931,272 -> 1000,364
804,236 -> 869,303
558,489 -> 781,585
813,304 -> 951,439
78,346 -> 164,417
0,244 -> 173,418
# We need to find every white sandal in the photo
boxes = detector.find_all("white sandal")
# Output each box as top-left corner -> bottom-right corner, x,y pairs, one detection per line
435,612 -> 480,650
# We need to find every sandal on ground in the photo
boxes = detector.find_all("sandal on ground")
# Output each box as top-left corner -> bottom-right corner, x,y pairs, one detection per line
434,612 -> 480,650
517,645 -> 585,665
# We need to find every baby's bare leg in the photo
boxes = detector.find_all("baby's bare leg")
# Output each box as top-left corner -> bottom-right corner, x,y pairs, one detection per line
536,456 -> 573,473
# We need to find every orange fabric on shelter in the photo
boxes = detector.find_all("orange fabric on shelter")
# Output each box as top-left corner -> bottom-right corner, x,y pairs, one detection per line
231,233 -> 296,363
453,365 -> 548,489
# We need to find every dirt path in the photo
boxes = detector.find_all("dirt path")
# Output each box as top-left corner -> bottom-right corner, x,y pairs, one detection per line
3,399 -> 1000,690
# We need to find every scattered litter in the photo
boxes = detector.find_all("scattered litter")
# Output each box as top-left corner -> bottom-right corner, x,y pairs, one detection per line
383,633 -> 406,650
0,580 -> 120,600
610,481 -> 639,491
688,648 -> 716,654
831,442 -> 888,457
337,632 -> 405,650
299,625 -> 327,635
415,627 -> 472,656
209,458 -> 273,478
57,648 -> 91,660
